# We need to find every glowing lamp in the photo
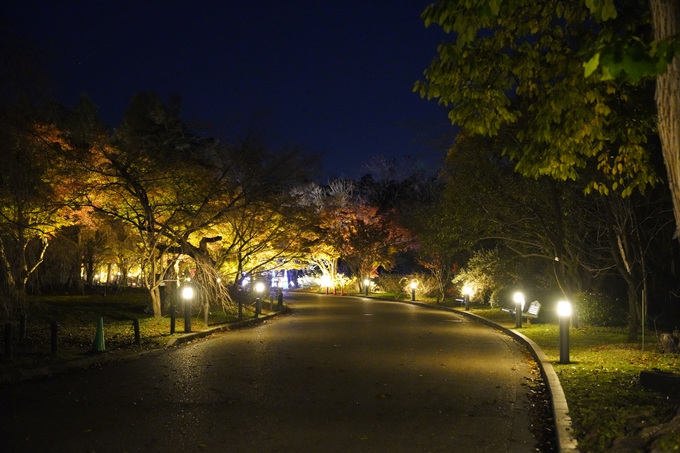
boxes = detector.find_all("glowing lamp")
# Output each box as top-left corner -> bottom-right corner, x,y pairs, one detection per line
182,286 -> 194,300
557,300 -> 572,364
557,301 -> 572,317
513,291 -> 525,328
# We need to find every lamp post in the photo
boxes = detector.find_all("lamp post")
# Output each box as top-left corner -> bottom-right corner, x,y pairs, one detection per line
255,282 -> 265,317
557,300 -> 572,364
410,281 -> 417,301
364,279 -> 370,296
182,285 -> 194,333
513,291 -> 525,329
462,285 -> 472,311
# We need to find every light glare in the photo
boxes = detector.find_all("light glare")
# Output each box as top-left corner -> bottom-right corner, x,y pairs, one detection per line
557,300 -> 572,317
182,286 -> 194,300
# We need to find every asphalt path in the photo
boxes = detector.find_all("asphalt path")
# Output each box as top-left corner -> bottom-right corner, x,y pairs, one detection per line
0,292 -> 538,452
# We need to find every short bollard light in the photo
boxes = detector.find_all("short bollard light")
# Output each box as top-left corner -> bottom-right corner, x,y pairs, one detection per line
513,291 -> 525,329
462,285 -> 472,311
182,285 -> 194,333
320,275 -> 331,295
255,281 -> 265,317
364,279 -> 370,296
410,281 -> 417,301
557,300 -> 572,364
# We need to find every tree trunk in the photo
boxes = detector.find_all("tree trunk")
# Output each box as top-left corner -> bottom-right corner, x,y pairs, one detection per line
626,279 -> 639,341
651,0 -> 680,243
150,285 -> 161,317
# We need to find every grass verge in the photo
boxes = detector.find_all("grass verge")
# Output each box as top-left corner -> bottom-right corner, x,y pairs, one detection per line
0,289 -> 258,377
440,300 -> 680,452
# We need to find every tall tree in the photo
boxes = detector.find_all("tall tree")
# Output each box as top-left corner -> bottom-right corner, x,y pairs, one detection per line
416,0 -> 658,197
63,93 -> 317,316
584,0 -> 680,245
439,133 -> 592,299
0,111 -> 81,318
334,203 -> 411,289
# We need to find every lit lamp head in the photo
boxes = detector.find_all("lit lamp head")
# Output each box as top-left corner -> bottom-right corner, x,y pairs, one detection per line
410,281 -> 417,290
462,285 -> 472,296
513,291 -> 525,310
255,282 -> 265,294
320,275 -> 331,287
364,279 -> 371,287
557,300 -> 572,317
182,286 -> 194,301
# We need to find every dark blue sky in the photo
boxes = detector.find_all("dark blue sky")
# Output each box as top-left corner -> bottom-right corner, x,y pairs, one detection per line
4,1 -> 453,179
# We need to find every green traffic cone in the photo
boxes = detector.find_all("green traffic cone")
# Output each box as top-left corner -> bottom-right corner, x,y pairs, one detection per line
92,317 -> 105,352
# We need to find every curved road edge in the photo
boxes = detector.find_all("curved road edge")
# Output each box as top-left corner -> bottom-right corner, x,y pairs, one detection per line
400,301 -> 579,453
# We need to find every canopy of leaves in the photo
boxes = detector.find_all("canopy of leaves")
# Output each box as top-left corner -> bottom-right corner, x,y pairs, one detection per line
415,0 -> 659,196
583,0 -> 680,83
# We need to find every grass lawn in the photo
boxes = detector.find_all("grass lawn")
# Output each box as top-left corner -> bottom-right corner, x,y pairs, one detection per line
437,300 -> 680,452
0,288 -> 255,376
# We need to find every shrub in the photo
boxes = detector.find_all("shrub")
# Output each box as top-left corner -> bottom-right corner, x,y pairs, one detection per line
452,248 -> 518,306
401,273 -> 438,299
489,287 -> 513,309
376,273 -> 407,299
575,291 -> 626,327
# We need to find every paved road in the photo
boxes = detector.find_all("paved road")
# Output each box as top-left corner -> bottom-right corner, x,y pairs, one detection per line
0,292 -> 537,452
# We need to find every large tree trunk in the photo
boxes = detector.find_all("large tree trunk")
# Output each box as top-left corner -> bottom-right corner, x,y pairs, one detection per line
150,285 -> 162,317
626,280 -> 639,341
651,0 -> 680,243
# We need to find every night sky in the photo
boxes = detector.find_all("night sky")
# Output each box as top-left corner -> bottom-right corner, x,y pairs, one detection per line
4,1 -> 453,180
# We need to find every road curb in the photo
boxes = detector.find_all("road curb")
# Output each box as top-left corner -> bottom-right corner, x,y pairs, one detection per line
165,310 -> 285,347
399,300 -> 579,453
